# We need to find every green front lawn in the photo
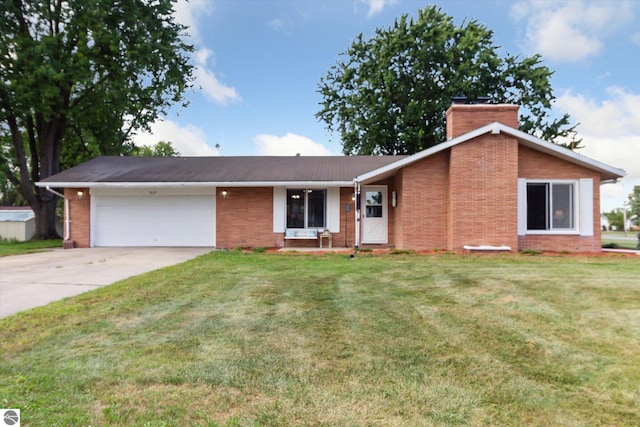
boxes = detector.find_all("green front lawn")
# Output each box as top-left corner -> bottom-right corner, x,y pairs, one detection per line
0,238 -> 62,256
1,252 -> 639,426
602,231 -> 639,250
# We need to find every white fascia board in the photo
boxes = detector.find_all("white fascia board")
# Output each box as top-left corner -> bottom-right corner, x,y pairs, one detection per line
355,123 -> 499,184
35,181 -> 354,188
355,121 -> 625,184
497,124 -> 626,179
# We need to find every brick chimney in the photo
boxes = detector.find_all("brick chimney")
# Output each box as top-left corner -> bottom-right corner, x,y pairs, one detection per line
446,103 -> 519,139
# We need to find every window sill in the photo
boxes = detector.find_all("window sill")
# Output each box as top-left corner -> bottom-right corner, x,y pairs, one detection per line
524,230 -> 580,236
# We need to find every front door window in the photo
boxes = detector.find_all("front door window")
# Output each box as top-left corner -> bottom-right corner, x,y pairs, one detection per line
365,191 -> 383,218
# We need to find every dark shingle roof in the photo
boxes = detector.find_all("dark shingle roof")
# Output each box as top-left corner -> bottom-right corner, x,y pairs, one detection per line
39,155 -> 407,184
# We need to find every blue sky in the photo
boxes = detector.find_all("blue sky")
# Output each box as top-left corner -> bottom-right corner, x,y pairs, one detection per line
132,0 -> 640,212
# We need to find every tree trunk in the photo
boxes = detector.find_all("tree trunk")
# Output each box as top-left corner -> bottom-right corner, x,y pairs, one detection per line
31,119 -> 65,240
4,114 -> 65,241
32,192 -> 60,240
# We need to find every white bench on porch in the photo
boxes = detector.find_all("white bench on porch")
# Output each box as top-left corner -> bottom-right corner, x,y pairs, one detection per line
284,229 -> 319,247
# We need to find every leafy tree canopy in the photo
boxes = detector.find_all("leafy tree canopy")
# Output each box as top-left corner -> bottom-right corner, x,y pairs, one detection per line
0,0 -> 194,239
316,6 -> 579,155
131,141 -> 181,157
604,209 -> 625,231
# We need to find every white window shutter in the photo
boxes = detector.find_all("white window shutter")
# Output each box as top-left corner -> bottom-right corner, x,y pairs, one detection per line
327,187 -> 340,233
579,178 -> 594,236
273,187 -> 286,232
517,178 -> 527,236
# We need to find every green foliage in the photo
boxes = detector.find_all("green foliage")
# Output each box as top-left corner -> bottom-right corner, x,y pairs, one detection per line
604,209 -> 625,231
520,249 -> 542,255
0,0 -> 193,238
389,248 -> 415,255
0,238 -> 62,256
317,6 -> 578,155
131,141 -> 181,157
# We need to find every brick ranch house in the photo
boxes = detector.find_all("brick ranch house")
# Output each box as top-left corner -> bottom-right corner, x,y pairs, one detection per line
37,103 -> 625,252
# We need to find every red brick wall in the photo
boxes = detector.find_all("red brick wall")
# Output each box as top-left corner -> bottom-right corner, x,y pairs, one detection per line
518,146 -> 602,252
394,152 -> 450,250
393,170 -> 405,249
339,187 -> 357,248
446,104 -> 519,139
216,187 -> 358,249
216,187 -> 278,248
65,188 -> 90,248
448,134 -> 520,251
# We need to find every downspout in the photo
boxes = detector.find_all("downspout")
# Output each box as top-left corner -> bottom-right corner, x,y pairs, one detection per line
353,180 -> 361,250
45,186 -> 70,241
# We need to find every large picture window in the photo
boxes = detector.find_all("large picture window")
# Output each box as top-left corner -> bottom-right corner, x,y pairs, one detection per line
526,182 -> 575,231
286,189 -> 326,229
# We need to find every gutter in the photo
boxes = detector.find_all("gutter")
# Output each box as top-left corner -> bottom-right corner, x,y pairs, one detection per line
45,186 -> 70,241
35,180 -> 356,188
353,180 -> 361,250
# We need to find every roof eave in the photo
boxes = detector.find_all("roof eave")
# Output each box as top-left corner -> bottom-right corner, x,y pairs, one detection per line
497,124 -> 626,181
355,122 -> 626,184
35,180 -> 355,188
355,123 -> 501,183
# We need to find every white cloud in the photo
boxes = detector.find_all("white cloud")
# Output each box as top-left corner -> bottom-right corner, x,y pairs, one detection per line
511,1 -> 634,62
555,87 -> 640,211
132,119 -> 219,156
193,49 -> 241,105
267,18 -> 286,31
362,0 -> 396,18
174,1 -> 240,106
174,0 -> 213,43
556,87 -> 640,138
254,133 -> 333,156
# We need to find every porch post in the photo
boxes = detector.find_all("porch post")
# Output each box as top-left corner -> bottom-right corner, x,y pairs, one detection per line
354,181 -> 361,249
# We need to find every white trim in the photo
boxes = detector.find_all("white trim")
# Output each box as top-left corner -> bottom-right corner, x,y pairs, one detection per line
355,122 -> 625,184
354,182 -> 361,248
327,187 -> 340,233
36,180 -> 354,188
464,245 -> 511,251
89,191 -> 96,247
90,187 -> 216,196
273,187 -> 286,233
517,178 -> 527,236
579,178 -> 594,236
521,179 -> 581,235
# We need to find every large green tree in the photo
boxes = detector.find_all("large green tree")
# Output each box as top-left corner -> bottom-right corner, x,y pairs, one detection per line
317,6 -> 578,155
0,0 -> 193,239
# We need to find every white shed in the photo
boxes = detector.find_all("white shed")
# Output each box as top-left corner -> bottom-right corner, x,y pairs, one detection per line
0,208 -> 35,241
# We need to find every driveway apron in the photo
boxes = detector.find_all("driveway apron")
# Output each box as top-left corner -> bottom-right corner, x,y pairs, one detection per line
0,247 -> 211,318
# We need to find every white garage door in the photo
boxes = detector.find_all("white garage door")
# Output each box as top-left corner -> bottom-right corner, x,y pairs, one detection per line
93,193 -> 216,247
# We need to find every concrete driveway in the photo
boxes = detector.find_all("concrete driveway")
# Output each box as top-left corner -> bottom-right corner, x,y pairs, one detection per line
0,247 -> 212,318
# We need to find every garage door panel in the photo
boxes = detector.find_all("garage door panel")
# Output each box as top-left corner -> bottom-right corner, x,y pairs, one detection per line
94,195 -> 215,247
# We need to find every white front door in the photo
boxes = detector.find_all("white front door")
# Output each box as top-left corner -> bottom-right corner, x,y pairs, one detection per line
361,186 -> 388,244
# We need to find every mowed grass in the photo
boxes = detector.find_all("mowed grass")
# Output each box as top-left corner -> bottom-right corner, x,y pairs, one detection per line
602,231 -> 639,250
0,238 -> 62,256
1,252 -> 639,426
